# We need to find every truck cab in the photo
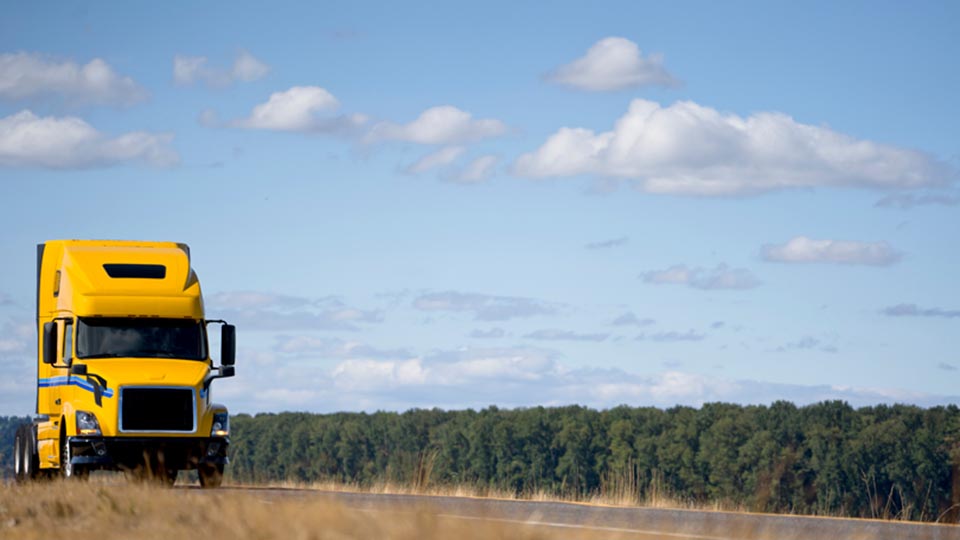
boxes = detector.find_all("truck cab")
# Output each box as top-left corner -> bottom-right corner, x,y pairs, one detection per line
13,240 -> 236,487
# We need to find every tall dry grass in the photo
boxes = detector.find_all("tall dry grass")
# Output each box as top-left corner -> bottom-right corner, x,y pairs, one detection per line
0,479 -> 641,540
247,476 -> 745,514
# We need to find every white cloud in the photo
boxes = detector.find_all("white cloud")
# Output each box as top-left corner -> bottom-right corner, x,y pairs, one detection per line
514,99 -> 952,196
231,51 -> 271,82
251,351 -> 960,412
229,86 -> 368,133
546,37 -> 679,91
174,340 -> 960,413
235,86 -> 336,129
404,146 -> 464,174
173,50 -> 270,87
0,110 -> 178,169
762,236 -> 901,266
450,155 -> 499,184
331,347 -> 560,393
642,264 -> 761,290
206,290 -> 383,331
0,52 -> 146,105
366,106 -> 507,145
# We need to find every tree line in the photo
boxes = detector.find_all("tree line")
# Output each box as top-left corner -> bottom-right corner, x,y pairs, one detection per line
3,401 -> 959,522
227,401 -> 960,522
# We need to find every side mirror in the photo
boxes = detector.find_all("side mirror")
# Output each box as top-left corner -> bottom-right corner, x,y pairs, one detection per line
42,322 -> 57,365
221,324 -> 236,366
71,364 -> 88,376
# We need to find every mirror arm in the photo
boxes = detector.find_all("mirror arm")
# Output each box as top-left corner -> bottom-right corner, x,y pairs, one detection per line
203,366 -> 235,390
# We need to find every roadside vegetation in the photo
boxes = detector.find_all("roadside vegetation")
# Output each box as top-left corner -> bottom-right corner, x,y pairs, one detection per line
0,480 -> 577,540
4,400 -> 959,523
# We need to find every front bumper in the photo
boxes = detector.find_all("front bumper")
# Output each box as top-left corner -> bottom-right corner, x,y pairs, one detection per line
68,436 -> 229,470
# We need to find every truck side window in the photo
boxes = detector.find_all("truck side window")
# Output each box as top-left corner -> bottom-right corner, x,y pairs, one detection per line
63,321 -> 73,362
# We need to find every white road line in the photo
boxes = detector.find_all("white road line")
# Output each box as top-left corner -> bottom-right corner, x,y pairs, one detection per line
436,513 -> 732,540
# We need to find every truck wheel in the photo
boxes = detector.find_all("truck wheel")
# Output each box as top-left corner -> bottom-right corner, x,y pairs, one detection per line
198,463 -> 224,488
60,439 -> 87,480
13,425 -> 25,482
24,425 -> 39,480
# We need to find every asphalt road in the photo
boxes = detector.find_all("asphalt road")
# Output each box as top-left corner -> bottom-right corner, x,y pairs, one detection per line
223,487 -> 960,540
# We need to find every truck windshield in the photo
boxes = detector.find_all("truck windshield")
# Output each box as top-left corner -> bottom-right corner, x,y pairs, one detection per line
76,318 -> 206,360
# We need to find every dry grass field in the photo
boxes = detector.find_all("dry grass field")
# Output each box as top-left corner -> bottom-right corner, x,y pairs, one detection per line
5,477 -> 954,540
0,479 -> 642,540
256,478 -> 747,513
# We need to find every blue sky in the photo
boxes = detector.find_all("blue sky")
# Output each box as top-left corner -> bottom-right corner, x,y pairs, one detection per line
0,1 -> 958,414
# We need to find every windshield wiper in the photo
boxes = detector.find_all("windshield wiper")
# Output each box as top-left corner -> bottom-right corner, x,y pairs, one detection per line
78,353 -> 126,359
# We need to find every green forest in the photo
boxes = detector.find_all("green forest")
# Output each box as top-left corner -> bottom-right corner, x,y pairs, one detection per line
3,401 -> 959,522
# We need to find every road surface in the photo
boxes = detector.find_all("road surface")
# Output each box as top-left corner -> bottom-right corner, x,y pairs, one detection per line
220,487 -> 960,540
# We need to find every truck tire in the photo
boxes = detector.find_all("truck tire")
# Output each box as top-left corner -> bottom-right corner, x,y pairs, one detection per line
198,463 -> 224,488
24,425 -> 39,480
60,438 -> 88,480
13,425 -> 25,482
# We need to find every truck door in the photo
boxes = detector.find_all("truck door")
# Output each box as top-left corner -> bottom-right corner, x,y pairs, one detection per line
38,319 -> 71,416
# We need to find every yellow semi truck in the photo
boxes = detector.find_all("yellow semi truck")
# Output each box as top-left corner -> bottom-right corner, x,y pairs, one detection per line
13,240 -> 236,487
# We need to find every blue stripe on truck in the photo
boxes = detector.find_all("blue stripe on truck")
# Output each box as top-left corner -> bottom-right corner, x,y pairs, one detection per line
38,376 -> 115,398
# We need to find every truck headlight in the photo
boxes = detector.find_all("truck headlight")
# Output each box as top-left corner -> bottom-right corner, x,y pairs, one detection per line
76,410 -> 102,436
211,412 -> 229,437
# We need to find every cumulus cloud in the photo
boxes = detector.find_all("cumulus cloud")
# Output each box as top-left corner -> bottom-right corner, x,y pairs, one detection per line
227,345 -> 960,412
227,86 -> 368,133
545,37 -> 679,91
761,236 -> 901,266
366,106 -> 507,145
514,99 -> 952,196
523,329 -> 609,342
404,146 -> 464,174
0,110 -> 178,168
206,291 -> 383,331
0,52 -> 146,105
642,264 -> 761,290
413,291 -> 558,321
881,304 -> 960,319
450,155 -> 499,184
586,236 -> 628,250
173,50 -> 270,87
